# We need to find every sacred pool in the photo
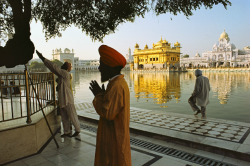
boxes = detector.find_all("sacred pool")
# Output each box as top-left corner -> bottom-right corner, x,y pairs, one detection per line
72,71 -> 250,123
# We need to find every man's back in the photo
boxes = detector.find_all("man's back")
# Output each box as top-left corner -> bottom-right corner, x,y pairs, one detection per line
195,76 -> 210,106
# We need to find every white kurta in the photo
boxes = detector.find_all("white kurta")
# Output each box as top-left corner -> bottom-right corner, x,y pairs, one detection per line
44,59 -> 74,108
192,75 -> 210,106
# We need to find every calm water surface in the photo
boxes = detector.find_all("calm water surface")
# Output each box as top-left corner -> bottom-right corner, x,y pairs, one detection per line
72,71 -> 250,123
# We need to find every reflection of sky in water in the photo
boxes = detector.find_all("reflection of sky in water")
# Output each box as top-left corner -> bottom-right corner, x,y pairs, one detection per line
73,71 -> 250,123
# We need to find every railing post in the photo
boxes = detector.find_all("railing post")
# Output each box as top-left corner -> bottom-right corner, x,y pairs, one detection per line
24,66 -> 32,124
52,74 -> 56,107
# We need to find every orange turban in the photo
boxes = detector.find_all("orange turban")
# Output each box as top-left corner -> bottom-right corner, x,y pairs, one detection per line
98,45 -> 126,68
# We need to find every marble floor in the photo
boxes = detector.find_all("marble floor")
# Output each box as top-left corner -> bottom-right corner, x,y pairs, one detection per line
76,102 -> 250,143
129,109 -> 250,143
76,102 -> 250,163
4,120 -> 250,166
2,101 -> 250,166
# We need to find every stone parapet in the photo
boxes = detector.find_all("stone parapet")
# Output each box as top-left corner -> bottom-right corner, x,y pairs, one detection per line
0,108 -> 60,165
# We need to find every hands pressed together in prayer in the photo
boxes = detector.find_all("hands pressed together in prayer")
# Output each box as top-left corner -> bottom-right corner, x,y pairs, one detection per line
89,80 -> 105,96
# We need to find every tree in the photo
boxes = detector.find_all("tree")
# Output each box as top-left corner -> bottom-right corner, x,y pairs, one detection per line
29,59 -> 63,71
0,0 -> 34,68
0,0 -> 231,68
52,59 -> 63,67
183,54 -> 190,58
29,61 -> 47,71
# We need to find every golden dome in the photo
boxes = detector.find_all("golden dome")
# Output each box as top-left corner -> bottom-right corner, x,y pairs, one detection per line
156,37 -> 163,44
219,30 -> 230,41
135,43 -> 139,48
174,41 -> 180,46
162,39 -> 168,43
144,44 -> 148,49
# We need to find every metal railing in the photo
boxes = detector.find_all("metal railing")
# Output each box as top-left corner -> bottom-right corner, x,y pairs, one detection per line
0,70 -> 56,123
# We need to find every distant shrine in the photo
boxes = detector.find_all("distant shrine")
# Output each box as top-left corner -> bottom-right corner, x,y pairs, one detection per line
132,37 -> 181,70
181,30 -> 250,68
52,48 -> 75,70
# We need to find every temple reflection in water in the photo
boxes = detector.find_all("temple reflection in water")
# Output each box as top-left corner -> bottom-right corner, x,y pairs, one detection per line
207,72 -> 250,104
131,72 -> 181,107
129,71 -> 250,106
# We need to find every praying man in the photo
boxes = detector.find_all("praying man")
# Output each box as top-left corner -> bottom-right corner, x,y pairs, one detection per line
89,45 -> 131,166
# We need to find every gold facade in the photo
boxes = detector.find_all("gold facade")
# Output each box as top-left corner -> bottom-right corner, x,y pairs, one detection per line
133,38 -> 181,70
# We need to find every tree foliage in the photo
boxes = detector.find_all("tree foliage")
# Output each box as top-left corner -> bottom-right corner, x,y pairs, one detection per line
183,54 -> 190,58
29,59 -> 63,71
29,61 -> 46,71
1,0 -> 231,42
0,0 -> 231,67
52,59 -> 63,67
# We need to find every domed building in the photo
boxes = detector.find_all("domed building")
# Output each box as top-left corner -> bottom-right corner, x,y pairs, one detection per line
181,30 -> 250,68
52,48 -> 75,70
203,29 -> 238,67
195,52 -> 200,58
132,37 -> 181,70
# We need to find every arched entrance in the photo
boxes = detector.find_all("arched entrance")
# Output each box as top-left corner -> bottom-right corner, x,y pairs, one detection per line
64,59 -> 72,64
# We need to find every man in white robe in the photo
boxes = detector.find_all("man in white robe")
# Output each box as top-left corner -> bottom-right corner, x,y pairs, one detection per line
36,50 -> 81,137
188,69 -> 210,117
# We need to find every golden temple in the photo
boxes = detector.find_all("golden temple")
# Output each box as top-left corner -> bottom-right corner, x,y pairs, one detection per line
132,37 -> 181,70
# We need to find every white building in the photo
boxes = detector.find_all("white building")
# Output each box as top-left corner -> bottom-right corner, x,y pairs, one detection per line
75,59 -> 99,70
124,48 -> 132,70
52,48 -> 75,70
181,30 -> 250,68
181,53 -> 208,68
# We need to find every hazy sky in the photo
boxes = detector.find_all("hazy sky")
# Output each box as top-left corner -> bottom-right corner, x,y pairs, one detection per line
30,0 -> 250,60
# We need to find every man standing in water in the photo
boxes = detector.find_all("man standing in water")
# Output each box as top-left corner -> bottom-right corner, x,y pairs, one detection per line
188,69 -> 210,118
89,45 -> 131,166
36,50 -> 81,137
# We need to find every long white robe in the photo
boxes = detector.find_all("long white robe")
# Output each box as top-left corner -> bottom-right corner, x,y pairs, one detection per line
44,59 -> 74,108
44,59 -> 80,133
192,75 -> 210,106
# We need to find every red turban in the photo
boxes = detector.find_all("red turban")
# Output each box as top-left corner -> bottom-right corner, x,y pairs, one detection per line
98,45 -> 126,68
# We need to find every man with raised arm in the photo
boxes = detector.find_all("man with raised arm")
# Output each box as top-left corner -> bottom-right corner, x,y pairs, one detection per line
89,45 -> 131,166
36,50 -> 81,137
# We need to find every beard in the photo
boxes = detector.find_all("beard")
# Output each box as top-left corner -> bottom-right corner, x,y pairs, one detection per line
101,73 -> 109,83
